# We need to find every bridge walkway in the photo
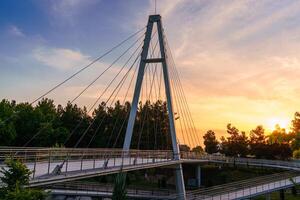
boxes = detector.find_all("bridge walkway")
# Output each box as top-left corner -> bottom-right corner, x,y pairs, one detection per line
49,181 -> 174,199
2,147 -> 300,187
185,171 -> 300,200
46,171 -> 300,200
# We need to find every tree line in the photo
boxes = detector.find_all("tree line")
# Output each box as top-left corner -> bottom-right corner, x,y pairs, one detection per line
202,114 -> 300,160
0,98 -> 172,150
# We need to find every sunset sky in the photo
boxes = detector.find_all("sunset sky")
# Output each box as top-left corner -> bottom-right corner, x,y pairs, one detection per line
1,0 -> 300,141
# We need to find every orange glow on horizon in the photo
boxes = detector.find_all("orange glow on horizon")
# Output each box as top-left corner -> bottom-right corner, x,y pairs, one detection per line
266,117 -> 290,131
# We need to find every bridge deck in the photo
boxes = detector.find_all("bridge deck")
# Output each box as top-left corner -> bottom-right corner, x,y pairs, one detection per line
48,171 -> 300,200
49,181 -> 174,199
186,171 -> 300,200
1,147 -> 300,187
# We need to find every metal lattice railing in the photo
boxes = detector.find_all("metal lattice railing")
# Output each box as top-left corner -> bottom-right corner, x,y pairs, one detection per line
1,147 -> 300,182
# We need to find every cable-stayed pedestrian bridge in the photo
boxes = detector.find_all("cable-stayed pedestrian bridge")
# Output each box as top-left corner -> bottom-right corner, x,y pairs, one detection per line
1,147 -> 300,188
1,14 -> 299,199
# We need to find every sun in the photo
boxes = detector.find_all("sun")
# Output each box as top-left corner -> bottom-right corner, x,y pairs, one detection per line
266,117 -> 290,130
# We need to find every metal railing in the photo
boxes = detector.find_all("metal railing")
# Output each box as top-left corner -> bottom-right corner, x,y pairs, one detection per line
1,147 -> 300,182
48,172 -> 300,200
180,152 -> 300,169
49,181 -> 174,198
184,171 -> 300,200
0,147 -> 174,180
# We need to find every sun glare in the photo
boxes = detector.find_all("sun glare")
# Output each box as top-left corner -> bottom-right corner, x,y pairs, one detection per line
266,118 -> 290,131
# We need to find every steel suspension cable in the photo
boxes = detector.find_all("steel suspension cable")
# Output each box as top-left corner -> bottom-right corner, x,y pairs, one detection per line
58,56 -> 140,167
149,40 -> 159,150
110,61 -> 139,149
137,61 -> 157,149
157,66 -> 164,150
170,62 -> 200,147
23,33 -> 145,147
86,58 -> 138,148
70,43 -> 144,148
1,28 -> 146,126
94,53 -> 141,149
165,39 -> 201,146
63,38 -> 144,146
169,62 -> 188,146
135,39 -> 159,150
168,57 -> 193,147
30,27 -> 146,106
104,31 -> 159,149
78,50 -> 142,148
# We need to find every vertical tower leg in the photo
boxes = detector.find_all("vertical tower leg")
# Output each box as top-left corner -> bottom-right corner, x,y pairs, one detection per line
157,16 -> 186,200
123,18 -> 154,151
122,14 -> 186,200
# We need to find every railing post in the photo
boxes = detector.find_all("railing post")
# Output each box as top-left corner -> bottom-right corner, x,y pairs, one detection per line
33,154 -> 37,179
80,151 -> 83,171
66,152 -> 69,173
47,149 -> 51,174
121,151 -> 124,168
113,153 -> 116,167
24,149 -> 27,162
93,154 -> 95,169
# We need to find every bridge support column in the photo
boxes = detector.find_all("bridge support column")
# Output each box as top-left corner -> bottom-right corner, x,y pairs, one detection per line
175,164 -> 186,199
280,189 -> 285,200
196,165 -> 201,187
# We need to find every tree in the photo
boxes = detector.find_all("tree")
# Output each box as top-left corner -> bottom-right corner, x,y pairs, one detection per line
221,124 -> 248,157
203,130 -> 219,154
291,112 -> 300,151
292,112 -> 300,134
0,121 -> 16,146
179,144 -> 190,152
293,149 -> 300,159
0,158 -> 46,200
0,100 -> 16,146
0,159 -> 31,189
13,103 -> 43,146
291,132 -> 300,151
0,98 -> 175,150
192,145 -> 204,153
269,143 -> 292,160
249,125 -> 266,158
268,125 -> 289,144
250,125 -> 265,144
60,102 -> 91,147
112,173 -> 127,200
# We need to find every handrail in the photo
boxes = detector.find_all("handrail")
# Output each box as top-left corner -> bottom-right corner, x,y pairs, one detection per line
187,171 -> 299,195
1,147 -> 300,184
50,181 -> 174,196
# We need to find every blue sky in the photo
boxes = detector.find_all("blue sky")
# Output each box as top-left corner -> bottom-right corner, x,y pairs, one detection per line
0,0 -> 150,102
2,0 -> 300,138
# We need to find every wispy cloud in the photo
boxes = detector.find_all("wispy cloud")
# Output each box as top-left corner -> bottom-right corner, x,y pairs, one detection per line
48,0 -> 101,25
8,25 -> 25,37
33,47 -> 90,70
138,0 -> 300,134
